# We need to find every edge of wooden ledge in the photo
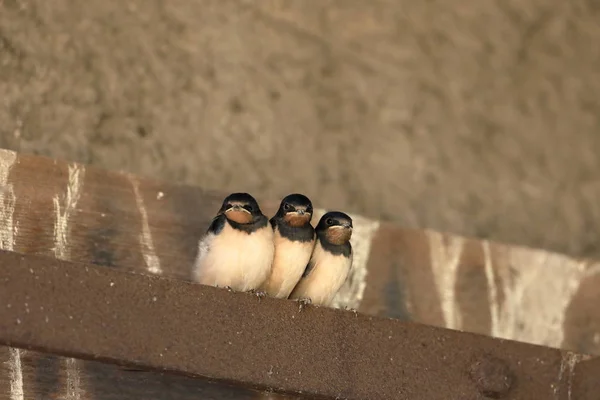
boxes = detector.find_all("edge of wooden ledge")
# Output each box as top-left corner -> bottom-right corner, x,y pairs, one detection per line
0,249 -> 592,400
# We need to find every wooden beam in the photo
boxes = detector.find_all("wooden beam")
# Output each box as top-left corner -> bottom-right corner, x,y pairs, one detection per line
0,348 -> 300,400
1,148 -> 599,353
573,356 -> 600,400
0,249 -> 593,400
1,147 -> 600,399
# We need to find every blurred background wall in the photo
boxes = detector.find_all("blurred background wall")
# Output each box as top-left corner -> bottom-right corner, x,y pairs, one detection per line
1,0 -> 600,258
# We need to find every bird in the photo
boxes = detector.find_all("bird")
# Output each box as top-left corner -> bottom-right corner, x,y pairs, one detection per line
289,211 -> 353,308
192,192 -> 274,295
260,193 -> 316,299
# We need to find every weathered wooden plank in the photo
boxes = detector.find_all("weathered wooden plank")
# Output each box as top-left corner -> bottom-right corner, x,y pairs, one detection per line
0,249 -> 592,400
0,149 -> 307,400
1,150 -> 225,279
0,348 -> 304,400
573,355 -> 600,400
2,147 -> 600,398
2,148 -> 600,354
361,224 -> 600,355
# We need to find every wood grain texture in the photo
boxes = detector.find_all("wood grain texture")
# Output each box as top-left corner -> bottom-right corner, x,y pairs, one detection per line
1,147 -> 600,398
0,249 -> 589,400
363,225 -> 600,355
0,348 -> 304,400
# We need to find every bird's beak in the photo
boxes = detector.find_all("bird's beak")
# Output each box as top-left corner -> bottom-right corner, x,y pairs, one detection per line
226,204 -> 251,214
330,222 -> 352,231
297,209 -> 306,215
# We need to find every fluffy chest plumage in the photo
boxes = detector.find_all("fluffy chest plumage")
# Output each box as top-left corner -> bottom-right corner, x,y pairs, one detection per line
289,241 -> 352,305
262,228 -> 315,298
194,221 -> 274,291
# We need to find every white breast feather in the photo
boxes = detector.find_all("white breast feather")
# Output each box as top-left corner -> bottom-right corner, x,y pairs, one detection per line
265,229 -> 315,298
193,222 -> 274,292
289,241 -> 352,306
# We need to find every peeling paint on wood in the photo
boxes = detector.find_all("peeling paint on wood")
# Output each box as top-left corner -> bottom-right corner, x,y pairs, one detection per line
483,240 -> 500,338
427,231 -> 464,331
130,176 -> 162,275
554,351 -> 592,399
52,163 -> 84,260
63,358 -> 83,400
50,163 -> 86,399
7,348 -> 23,400
0,150 -> 17,253
493,247 -> 588,347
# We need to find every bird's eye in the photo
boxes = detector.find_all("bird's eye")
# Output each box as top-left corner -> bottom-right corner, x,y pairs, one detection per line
283,203 -> 292,211
326,218 -> 334,225
225,203 -> 232,209
244,205 -> 254,212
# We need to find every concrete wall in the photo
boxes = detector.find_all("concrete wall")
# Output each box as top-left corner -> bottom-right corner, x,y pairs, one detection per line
1,0 -> 600,258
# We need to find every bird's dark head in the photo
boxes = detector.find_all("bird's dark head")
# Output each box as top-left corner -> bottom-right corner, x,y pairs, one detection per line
218,192 -> 263,225
316,211 -> 353,245
276,193 -> 313,227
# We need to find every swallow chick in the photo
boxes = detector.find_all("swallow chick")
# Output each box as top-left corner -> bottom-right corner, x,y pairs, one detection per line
288,211 -> 353,308
193,193 -> 274,295
259,194 -> 316,299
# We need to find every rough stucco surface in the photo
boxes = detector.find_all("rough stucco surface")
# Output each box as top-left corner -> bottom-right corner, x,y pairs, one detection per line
1,0 -> 600,258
